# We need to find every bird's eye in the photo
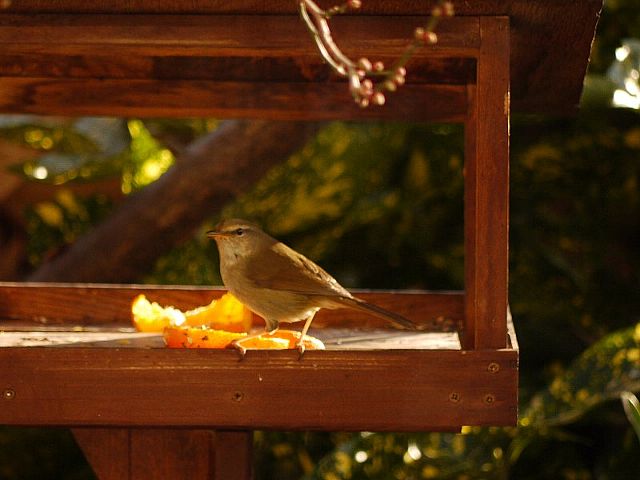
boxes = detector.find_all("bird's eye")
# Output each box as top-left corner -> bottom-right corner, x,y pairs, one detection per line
235,228 -> 244,236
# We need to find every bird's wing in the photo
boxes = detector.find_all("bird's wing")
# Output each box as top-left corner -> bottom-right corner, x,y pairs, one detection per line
248,241 -> 352,298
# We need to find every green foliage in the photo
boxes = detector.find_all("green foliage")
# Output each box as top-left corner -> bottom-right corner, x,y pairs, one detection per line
309,322 -> 640,480
588,0 -> 640,74
509,111 -> 640,399
25,189 -> 113,268
7,118 -> 217,270
0,116 -> 130,184
149,122 -> 465,291
524,323 -> 640,428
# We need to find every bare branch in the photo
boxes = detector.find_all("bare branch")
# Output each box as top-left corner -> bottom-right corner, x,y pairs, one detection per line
28,120 -> 322,283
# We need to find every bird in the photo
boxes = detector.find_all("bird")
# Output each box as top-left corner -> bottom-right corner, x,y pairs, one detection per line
207,218 -> 418,356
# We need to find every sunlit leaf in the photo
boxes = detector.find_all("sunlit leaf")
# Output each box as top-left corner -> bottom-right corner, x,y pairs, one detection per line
621,391 -> 640,442
523,322 -> 640,427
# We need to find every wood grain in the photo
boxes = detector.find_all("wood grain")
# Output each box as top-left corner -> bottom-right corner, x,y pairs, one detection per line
0,54 -> 476,85
463,17 -> 510,350
213,431 -> 253,480
0,282 -> 463,331
73,428 -> 223,480
0,346 -> 518,430
72,428 -> 130,480
0,0 -> 598,16
0,14 -> 479,57
0,77 -> 468,121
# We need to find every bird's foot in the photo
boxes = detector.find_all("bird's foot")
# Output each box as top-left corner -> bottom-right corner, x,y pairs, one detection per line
296,337 -> 306,359
231,338 -> 248,359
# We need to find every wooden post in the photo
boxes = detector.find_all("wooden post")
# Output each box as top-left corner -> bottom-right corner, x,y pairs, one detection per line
73,428 -> 252,480
464,16 -> 510,350
213,431 -> 254,480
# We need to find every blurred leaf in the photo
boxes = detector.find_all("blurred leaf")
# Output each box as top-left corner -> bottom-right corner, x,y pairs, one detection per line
621,391 -> 640,442
524,323 -> 640,427
26,189 -> 113,267
73,117 -> 130,157
0,115 -> 69,129
3,116 -> 130,184
581,74 -> 618,109
310,324 -> 640,480
309,429 -> 513,480
141,118 -> 218,154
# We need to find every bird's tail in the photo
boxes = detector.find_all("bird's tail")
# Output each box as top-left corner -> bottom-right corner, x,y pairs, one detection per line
336,296 -> 419,331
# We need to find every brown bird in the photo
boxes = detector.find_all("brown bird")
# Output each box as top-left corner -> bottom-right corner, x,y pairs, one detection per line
207,219 -> 417,355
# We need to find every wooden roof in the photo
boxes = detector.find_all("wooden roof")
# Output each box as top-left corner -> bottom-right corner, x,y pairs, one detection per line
0,0 -> 603,118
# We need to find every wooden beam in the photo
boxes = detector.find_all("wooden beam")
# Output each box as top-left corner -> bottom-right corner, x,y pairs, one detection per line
0,77 -> 468,121
0,14 -> 479,57
0,1 -> 603,113
463,17 -> 510,349
0,346 -> 518,430
0,282 -> 463,331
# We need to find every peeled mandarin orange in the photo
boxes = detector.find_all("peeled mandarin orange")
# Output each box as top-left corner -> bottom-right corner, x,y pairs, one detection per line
132,294 -> 185,332
270,330 -> 326,350
163,325 -> 246,349
162,326 -> 324,351
183,293 -> 253,332
239,335 -> 291,350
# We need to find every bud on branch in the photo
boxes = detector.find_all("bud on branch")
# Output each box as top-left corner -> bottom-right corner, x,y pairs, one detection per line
298,0 -> 455,108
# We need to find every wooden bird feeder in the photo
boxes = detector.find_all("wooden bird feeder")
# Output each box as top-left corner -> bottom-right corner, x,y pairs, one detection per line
0,1 -> 602,479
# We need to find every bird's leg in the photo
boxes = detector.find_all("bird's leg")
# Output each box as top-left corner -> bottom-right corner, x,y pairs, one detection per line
296,311 -> 317,358
231,327 -> 279,358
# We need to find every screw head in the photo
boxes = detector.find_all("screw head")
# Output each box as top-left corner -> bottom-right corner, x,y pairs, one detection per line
232,391 -> 244,402
487,362 -> 500,373
449,392 -> 460,403
3,389 -> 15,400
484,394 -> 496,405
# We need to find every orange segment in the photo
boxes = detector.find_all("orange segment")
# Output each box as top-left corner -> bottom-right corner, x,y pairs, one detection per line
184,292 -> 253,332
239,335 -> 291,350
162,326 -> 325,351
163,325 -> 246,348
182,299 -> 217,326
271,330 -> 326,350
132,294 -> 185,332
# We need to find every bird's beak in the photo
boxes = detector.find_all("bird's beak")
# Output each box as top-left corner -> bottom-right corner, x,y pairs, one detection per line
206,230 -> 230,239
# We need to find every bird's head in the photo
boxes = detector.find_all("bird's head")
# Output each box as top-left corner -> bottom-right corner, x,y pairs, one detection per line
206,219 -> 270,258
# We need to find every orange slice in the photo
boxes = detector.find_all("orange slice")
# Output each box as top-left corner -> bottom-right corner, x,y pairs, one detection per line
163,326 -> 325,350
262,330 -> 326,350
184,292 -> 253,332
131,294 -> 185,332
163,325 -> 246,348
132,292 -> 253,333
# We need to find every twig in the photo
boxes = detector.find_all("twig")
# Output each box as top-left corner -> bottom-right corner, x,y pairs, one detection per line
299,0 -> 454,107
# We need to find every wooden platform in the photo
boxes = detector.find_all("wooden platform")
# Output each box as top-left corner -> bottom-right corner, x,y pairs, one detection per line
0,283 -> 517,432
